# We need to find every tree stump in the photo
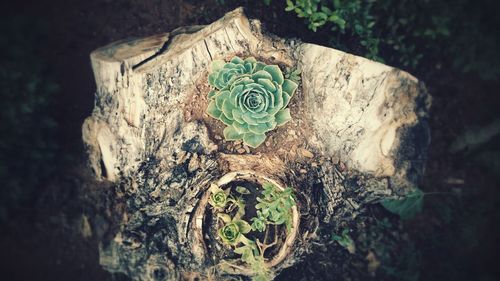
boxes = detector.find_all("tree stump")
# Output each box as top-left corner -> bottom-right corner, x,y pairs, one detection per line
82,7 -> 430,281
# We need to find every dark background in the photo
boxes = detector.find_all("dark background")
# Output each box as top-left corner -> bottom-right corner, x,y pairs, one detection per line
1,0 -> 499,280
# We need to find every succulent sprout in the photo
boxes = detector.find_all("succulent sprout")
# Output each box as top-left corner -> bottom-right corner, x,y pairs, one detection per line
250,212 -> 266,232
217,214 -> 252,246
219,223 -> 241,245
206,56 -> 298,148
209,184 -> 229,209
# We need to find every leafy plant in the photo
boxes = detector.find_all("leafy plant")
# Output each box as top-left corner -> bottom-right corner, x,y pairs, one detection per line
380,188 -> 424,220
284,65 -> 302,84
279,0 -> 500,78
206,56 -> 298,148
254,183 -> 296,232
285,0 -> 347,32
209,184 -> 230,209
217,213 -> 253,245
236,185 -> 251,195
251,212 -> 267,232
208,57 -> 256,94
208,181 -> 296,280
332,228 -> 356,254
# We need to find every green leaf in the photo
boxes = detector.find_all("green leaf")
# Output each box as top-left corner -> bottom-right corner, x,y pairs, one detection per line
221,99 -> 234,119
224,125 -> 243,140
215,90 -> 230,110
244,57 -> 257,64
254,62 -> 266,72
252,70 -> 273,81
208,73 -> 217,87
332,228 -> 356,254
232,121 -> 250,134
258,78 -> 276,92
210,59 -> 225,72
263,65 -> 284,85
236,186 -> 251,194
206,100 -> 222,118
248,123 -> 269,134
230,56 -> 244,64
282,79 -> 298,96
275,108 -> 292,126
208,90 -> 218,99
381,188 -> 424,220
217,213 -> 231,224
282,92 -> 291,108
235,219 -> 252,234
219,114 -> 233,126
243,132 -> 266,148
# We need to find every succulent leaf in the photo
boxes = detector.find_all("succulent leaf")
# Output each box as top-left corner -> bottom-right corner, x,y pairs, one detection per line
282,79 -> 298,96
275,108 -> 292,126
209,185 -> 229,209
243,132 -> 266,148
208,89 -> 218,99
217,213 -> 232,224
263,65 -> 284,85
251,216 -> 266,232
235,219 -> 252,234
206,56 -> 300,148
223,125 -> 243,140
236,186 -> 251,194
210,59 -> 225,72
206,100 -> 222,119
231,56 -> 244,64
218,222 -> 241,245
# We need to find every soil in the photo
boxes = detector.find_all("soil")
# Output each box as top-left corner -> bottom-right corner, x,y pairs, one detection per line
1,1 -> 499,281
185,54 -> 317,166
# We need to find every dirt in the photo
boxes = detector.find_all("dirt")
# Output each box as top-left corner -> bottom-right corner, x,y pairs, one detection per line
1,0 -> 499,281
184,54 -> 318,168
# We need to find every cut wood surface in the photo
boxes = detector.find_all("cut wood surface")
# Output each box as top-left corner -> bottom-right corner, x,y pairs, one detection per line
83,7 -> 430,281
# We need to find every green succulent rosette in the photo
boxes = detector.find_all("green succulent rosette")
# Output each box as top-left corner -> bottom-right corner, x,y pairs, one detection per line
250,213 -> 266,232
208,184 -> 229,209
207,56 -> 260,98
217,214 -> 252,246
206,56 -> 298,148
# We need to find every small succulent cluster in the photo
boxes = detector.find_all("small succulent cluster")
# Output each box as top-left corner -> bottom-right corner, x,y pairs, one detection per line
208,181 -> 296,281
206,56 -> 299,148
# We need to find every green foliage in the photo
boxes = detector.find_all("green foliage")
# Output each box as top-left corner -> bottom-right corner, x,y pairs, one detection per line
208,181 -> 296,280
209,184 -> 230,209
206,56 -> 298,148
234,242 -> 270,281
255,183 -> 296,232
284,66 -> 302,84
285,0 -> 347,32
250,212 -> 267,232
332,228 -> 355,254
285,0 -> 381,60
381,188 -> 424,220
236,185 -> 251,195
0,16 -> 59,220
217,213 -> 252,245
280,0 -> 500,78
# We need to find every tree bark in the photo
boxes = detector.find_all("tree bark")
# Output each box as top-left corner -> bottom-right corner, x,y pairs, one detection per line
82,7 -> 430,281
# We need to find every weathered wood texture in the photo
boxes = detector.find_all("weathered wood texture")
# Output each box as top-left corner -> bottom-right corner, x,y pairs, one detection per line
82,8 -> 430,281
